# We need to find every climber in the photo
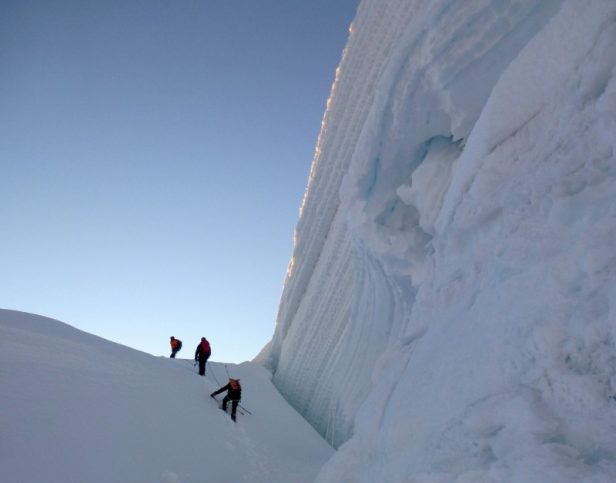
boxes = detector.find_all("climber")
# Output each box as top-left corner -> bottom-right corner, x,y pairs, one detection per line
211,378 -> 242,421
169,336 -> 182,358
194,337 -> 211,376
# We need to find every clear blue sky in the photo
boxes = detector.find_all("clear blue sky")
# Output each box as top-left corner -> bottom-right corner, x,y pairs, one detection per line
0,0 -> 358,362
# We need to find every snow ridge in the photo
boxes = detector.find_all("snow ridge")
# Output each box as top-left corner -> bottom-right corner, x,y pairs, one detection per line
266,0 -> 616,481
0,309 -> 332,483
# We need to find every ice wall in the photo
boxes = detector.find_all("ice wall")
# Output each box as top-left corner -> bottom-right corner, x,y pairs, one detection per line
266,0 -> 616,480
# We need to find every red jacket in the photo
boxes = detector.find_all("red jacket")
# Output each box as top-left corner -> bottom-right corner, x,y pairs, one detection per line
195,339 -> 211,359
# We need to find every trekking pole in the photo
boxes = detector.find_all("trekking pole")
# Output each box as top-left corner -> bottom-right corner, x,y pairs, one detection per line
238,403 -> 252,415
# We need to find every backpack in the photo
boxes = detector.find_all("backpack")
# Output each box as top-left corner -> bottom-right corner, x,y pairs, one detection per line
201,340 -> 211,356
176,339 -> 182,350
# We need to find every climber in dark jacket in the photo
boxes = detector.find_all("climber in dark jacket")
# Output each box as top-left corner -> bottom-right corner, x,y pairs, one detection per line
211,379 -> 242,421
194,337 -> 211,376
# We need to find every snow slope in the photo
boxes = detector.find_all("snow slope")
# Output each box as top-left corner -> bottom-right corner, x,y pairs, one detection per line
265,0 -> 616,481
0,309 -> 332,483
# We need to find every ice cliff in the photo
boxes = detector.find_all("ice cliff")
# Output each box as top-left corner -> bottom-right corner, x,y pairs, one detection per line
264,0 -> 616,481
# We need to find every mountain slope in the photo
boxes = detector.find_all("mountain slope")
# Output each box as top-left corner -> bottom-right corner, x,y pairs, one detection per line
0,309 -> 332,483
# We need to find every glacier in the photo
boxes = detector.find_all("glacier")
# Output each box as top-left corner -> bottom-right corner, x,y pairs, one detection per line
264,0 -> 616,481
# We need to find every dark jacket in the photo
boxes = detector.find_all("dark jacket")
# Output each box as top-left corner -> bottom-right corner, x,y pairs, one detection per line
211,380 -> 241,401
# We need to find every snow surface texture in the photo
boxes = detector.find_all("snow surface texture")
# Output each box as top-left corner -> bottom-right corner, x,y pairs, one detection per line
265,0 -> 616,481
0,310 -> 332,483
